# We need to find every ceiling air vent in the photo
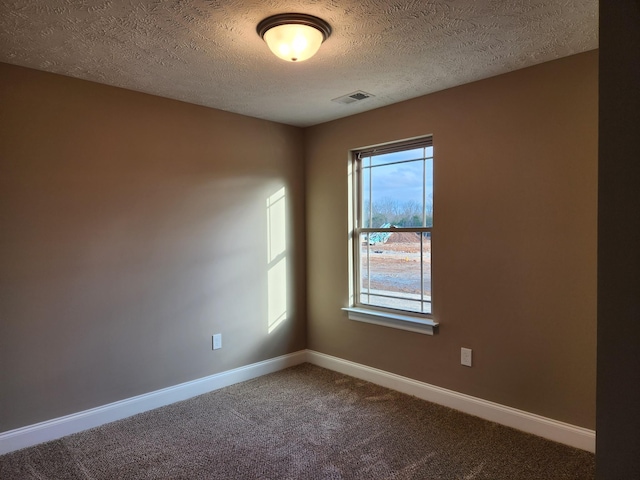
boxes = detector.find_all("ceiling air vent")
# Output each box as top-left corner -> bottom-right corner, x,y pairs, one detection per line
331,90 -> 375,105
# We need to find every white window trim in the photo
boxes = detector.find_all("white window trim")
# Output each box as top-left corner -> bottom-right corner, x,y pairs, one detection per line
346,136 -> 438,335
342,306 -> 439,335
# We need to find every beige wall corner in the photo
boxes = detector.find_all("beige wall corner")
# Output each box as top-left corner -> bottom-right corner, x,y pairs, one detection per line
304,51 -> 598,429
0,63 -> 307,432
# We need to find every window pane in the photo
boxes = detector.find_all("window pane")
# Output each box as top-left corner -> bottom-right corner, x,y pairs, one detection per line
425,146 -> 433,158
359,233 -> 370,302
370,160 -> 424,228
362,166 -> 372,228
422,233 -> 432,313
425,158 -> 433,227
359,231 -> 430,314
368,295 -> 424,312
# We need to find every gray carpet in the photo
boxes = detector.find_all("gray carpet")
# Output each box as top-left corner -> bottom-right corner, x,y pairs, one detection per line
0,363 -> 595,479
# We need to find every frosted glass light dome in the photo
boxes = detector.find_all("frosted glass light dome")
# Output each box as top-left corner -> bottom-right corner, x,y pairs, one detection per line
257,14 -> 332,63
263,24 -> 324,62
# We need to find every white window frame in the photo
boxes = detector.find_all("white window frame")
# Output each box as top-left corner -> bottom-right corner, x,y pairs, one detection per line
343,136 -> 439,335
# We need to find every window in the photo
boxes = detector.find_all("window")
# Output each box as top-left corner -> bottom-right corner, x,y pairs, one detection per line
344,137 -> 438,334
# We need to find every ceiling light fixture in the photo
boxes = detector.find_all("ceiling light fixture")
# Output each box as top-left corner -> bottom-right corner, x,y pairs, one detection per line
257,13 -> 332,63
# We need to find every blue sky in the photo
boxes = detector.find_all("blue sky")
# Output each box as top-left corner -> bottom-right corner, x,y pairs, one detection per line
363,148 -> 433,206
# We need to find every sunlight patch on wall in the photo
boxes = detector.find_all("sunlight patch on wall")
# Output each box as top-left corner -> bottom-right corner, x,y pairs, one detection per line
267,187 -> 287,333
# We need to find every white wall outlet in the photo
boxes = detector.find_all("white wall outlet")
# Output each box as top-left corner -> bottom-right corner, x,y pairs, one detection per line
461,347 -> 472,367
212,334 -> 222,350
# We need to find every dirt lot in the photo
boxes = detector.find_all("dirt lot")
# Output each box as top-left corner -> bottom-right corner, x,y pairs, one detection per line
361,236 -> 431,295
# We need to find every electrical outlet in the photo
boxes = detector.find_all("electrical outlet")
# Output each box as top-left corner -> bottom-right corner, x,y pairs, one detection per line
461,347 -> 472,367
213,334 -> 222,350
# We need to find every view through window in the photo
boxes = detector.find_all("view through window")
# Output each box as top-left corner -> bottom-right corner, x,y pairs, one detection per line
354,137 -> 433,315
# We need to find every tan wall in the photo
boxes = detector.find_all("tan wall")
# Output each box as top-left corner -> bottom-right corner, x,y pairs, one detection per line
0,63 -> 306,431
0,51 -> 598,433
305,51 -> 598,429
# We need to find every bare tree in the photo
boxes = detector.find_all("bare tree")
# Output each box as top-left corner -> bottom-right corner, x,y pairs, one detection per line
370,198 -> 431,227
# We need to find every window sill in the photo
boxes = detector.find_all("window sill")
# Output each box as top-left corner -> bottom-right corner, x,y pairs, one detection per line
342,307 -> 439,335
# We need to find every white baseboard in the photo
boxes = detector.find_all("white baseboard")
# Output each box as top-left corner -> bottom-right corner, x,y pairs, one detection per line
1,349 -> 595,455
0,350 -> 307,455
306,350 -> 595,453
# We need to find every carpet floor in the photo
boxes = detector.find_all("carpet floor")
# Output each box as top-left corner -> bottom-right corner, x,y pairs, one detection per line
0,363 -> 595,479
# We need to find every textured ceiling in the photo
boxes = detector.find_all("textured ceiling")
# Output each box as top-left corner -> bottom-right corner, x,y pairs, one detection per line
0,1 -> 598,127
